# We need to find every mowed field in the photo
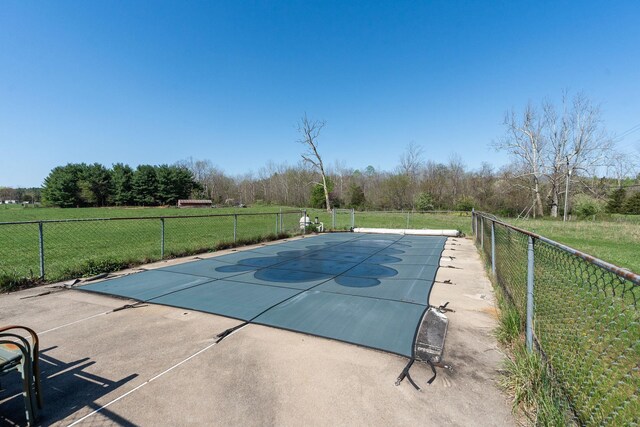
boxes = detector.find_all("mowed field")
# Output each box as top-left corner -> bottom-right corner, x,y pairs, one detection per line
0,205 -> 305,286
508,217 -> 640,273
1,205 -> 638,288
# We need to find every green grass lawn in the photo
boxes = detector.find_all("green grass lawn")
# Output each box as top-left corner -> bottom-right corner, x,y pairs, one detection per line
305,208 -> 473,235
507,217 -> 640,273
0,205 -> 304,288
1,204 -> 637,289
0,206 -> 471,289
0,204 -> 289,221
482,215 -> 640,425
3,204 -> 637,422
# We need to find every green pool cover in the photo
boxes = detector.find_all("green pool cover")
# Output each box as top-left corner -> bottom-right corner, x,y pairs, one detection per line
80,233 -> 447,357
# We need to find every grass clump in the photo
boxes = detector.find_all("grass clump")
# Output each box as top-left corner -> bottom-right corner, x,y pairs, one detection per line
500,343 -> 571,426
60,258 -> 132,280
493,286 -> 522,347
0,269 -> 43,293
492,284 -> 573,426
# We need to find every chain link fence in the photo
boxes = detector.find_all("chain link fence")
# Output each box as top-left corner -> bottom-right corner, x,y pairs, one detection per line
304,209 -> 472,234
472,211 -> 640,425
0,210 -> 303,285
305,208 -> 354,230
1,208 -> 473,287
355,210 -> 472,232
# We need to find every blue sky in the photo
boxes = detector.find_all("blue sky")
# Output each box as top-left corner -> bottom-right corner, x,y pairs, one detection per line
1,1 -> 639,187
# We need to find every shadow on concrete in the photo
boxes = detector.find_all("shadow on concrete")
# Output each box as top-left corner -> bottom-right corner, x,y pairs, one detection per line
0,346 -> 138,426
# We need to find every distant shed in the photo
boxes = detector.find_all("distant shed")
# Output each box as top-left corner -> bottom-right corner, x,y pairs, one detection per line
177,199 -> 213,208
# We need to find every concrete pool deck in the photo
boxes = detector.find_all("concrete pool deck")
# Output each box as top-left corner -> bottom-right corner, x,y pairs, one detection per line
0,234 -> 514,426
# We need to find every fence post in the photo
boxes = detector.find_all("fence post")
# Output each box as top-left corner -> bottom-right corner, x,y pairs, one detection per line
279,208 -> 283,233
275,213 -> 279,235
233,214 -> 238,242
475,213 -> 479,243
302,209 -> 307,235
406,211 -> 410,229
491,220 -> 496,275
526,236 -> 535,351
480,215 -> 484,249
471,209 -> 475,236
332,208 -> 336,229
160,218 -> 165,259
351,208 -> 355,229
38,222 -> 45,279
473,212 -> 478,243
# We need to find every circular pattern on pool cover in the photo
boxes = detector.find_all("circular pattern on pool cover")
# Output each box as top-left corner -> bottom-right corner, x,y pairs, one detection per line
214,241 -> 403,287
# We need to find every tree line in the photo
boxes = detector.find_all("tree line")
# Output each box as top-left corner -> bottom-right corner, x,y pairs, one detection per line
9,91 -> 640,215
175,153 -> 639,217
494,91 -> 637,218
11,153 -> 640,215
41,163 -> 198,207
0,187 -> 41,203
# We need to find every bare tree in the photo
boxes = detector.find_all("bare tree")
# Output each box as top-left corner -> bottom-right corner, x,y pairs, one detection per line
544,93 -> 613,218
298,114 -> 331,211
495,103 -> 545,217
542,97 -> 570,217
398,142 -> 424,179
607,151 -> 638,188
448,152 -> 465,201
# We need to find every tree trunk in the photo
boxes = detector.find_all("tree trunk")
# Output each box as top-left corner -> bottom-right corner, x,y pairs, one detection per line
550,182 -> 559,217
321,172 -> 331,212
533,176 -> 543,217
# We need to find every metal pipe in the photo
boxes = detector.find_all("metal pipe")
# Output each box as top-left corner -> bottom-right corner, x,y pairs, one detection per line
0,210 -> 304,225
526,236 -> 535,351
160,218 -> 165,259
480,215 -> 484,250
474,213 -> 479,243
38,222 -> 45,279
471,209 -> 475,236
233,215 -> 238,242
332,208 -> 336,229
564,157 -> 571,222
303,209 -> 307,235
351,209 -> 355,228
491,221 -> 496,275
474,212 -> 640,285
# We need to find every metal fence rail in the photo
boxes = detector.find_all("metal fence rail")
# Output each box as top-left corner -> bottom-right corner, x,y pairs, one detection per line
0,210 -> 303,284
1,208 -> 472,286
472,211 -> 640,425
305,208 -> 472,233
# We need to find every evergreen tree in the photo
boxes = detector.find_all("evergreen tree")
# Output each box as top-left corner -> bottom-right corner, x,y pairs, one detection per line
623,192 -> 640,214
310,178 -> 334,209
414,192 -> 435,211
42,164 -> 83,207
606,188 -> 627,213
111,163 -> 134,206
77,163 -> 111,207
155,165 -> 198,205
132,165 -> 158,206
348,184 -> 366,209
